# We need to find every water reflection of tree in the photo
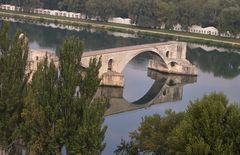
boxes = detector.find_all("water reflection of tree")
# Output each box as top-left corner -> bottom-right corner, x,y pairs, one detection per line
187,48 -> 240,79
5,21 -> 165,52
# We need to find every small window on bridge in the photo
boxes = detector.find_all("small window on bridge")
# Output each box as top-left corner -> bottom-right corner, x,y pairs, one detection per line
108,59 -> 113,71
163,90 -> 166,96
169,80 -> 176,86
166,51 -> 170,58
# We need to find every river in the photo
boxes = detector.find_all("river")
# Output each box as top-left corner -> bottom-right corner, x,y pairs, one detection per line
1,20 -> 240,154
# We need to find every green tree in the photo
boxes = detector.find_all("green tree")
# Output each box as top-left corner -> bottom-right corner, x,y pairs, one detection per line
128,0 -> 158,27
113,0 -> 130,18
116,93 -> 240,155
56,36 -> 107,155
168,93 -> 240,155
128,0 -> 173,28
42,0 -> 60,10
21,36 -> 108,154
85,0 -> 115,21
0,22 -> 29,153
201,0 -> 221,27
58,0 -> 86,12
20,58 -> 59,154
115,110 -> 184,154
17,0 -> 43,12
218,6 -> 240,36
174,0 -> 202,30
114,139 -> 138,155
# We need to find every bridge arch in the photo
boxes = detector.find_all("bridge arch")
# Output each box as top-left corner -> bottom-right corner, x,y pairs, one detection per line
118,48 -> 169,73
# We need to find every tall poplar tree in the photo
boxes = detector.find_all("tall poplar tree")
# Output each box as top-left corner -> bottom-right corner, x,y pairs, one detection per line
0,22 -> 29,153
21,58 -> 60,154
21,36 -> 107,154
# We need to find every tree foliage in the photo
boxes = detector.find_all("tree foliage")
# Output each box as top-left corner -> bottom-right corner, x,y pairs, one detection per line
2,0 -> 240,34
0,22 -> 29,152
168,93 -> 240,155
85,0 -> 116,21
218,6 -> 240,35
20,36 -> 107,154
187,48 -> 240,79
116,93 -> 240,155
0,23 -> 108,154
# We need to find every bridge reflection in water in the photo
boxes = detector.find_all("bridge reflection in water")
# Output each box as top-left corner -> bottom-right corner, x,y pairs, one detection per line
95,69 -> 197,115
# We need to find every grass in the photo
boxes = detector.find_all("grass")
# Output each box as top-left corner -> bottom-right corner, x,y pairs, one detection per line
0,9 -> 240,49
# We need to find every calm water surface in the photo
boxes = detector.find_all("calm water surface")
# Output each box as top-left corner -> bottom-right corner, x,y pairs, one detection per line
1,20 -> 240,154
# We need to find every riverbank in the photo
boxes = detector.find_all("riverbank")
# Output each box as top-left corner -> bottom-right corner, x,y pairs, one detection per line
0,9 -> 240,49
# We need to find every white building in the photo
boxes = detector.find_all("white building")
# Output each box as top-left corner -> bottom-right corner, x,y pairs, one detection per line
42,9 -> 51,15
66,12 -> 74,18
173,23 -> 182,31
108,17 -> 131,25
0,4 -> 16,11
49,10 -> 60,16
159,23 -> 166,29
188,25 -> 219,36
73,13 -> 80,18
33,8 -> 45,14
60,11 -> 67,17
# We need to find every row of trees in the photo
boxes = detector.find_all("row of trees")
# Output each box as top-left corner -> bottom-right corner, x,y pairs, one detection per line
0,22 -> 107,154
115,93 -> 240,155
1,0 -> 240,34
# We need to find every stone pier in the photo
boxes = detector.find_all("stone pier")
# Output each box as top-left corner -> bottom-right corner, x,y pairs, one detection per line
101,71 -> 124,87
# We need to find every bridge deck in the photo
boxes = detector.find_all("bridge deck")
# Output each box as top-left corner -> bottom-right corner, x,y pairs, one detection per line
82,41 -> 177,57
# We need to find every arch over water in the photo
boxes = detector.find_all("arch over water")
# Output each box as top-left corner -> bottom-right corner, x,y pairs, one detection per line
117,48 -> 169,73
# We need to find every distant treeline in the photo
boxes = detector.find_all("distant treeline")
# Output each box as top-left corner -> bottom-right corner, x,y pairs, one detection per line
1,0 -> 240,34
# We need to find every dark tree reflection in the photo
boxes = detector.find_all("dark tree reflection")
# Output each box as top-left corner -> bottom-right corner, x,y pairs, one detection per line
187,48 -> 240,79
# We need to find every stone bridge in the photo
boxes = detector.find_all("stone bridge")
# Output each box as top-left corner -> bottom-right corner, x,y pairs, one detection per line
94,69 -> 197,115
29,41 -> 197,87
81,41 -> 197,87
